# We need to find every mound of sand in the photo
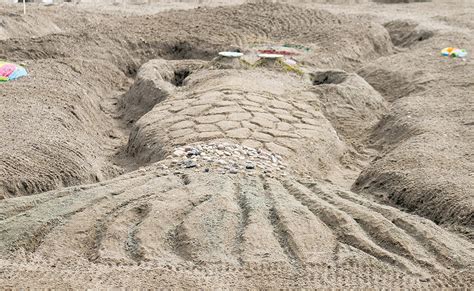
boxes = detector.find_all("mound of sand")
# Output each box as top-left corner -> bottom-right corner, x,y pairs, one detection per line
310,70 -> 387,148
0,10 -> 61,40
0,162 -> 472,288
120,59 -> 207,123
354,23 -> 473,233
0,59 -> 126,198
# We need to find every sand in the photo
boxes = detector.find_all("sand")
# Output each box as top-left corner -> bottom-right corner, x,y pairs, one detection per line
0,0 -> 472,288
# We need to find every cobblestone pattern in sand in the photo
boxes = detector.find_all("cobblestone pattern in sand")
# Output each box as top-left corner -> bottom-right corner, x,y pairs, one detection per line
126,68 -> 351,181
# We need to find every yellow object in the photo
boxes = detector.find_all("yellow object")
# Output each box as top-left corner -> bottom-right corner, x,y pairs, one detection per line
441,47 -> 467,58
441,47 -> 455,56
250,57 -> 304,76
276,58 -> 304,76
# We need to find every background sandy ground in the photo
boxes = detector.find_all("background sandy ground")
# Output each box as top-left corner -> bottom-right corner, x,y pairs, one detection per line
0,0 -> 472,288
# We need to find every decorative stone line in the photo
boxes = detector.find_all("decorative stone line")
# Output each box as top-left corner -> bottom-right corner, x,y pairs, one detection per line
159,142 -> 289,177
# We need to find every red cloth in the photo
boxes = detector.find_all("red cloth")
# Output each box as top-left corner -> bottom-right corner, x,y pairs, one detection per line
257,49 -> 299,56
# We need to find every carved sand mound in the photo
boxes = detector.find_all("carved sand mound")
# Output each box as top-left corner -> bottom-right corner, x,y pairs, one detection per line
123,59 -> 386,185
0,161 -> 472,288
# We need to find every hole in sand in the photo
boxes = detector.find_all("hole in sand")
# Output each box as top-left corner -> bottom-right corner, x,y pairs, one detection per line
384,19 -> 434,47
172,69 -> 191,87
161,40 -> 216,60
311,70 -> 348,85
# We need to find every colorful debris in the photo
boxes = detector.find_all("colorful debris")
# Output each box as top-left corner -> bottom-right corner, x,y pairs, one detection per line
0,61 -> 28,82
441,47 -> 467,58
257,49 -> 300,56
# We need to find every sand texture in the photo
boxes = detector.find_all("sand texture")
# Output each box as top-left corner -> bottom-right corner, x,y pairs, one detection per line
0,0 -> 472,288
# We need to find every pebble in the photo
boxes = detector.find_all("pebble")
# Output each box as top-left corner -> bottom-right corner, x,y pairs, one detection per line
229,168 -> 239,174
173,149 -> 185,157
184,160 -> 197,168
246,162 -> 255,170
271,155 -> 278,164
187,149 -> 200,157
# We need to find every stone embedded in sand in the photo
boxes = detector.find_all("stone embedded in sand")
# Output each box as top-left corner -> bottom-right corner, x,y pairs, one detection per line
173,149 -> 185,157
184,159 -> 197,168
246,162 -> 256,169
165,142 -> 289,178
186,148 -> 201,157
